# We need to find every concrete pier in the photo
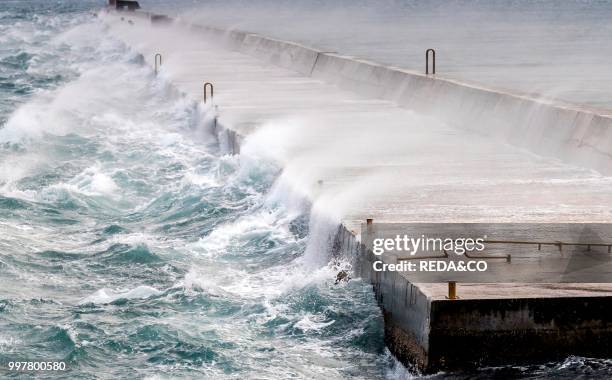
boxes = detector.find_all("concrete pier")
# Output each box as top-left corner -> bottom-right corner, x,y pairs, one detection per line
103,8 -> 612,372
355,236 -> 612,372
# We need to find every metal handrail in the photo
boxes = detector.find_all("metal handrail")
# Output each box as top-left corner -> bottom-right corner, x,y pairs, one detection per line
154,53 -> 162,74
397,249 -> 510,262
425,48 -> 435,75
484,240 -> 612,253
393,240 -> 611,263
203,82 -> 214,104
397,250 -> 448,261
464,250 -> 511,262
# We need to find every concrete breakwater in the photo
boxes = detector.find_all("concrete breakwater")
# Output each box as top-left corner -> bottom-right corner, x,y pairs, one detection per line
182,14 -> 612,176
119,8 -> 612,176
107,6 -> 612,373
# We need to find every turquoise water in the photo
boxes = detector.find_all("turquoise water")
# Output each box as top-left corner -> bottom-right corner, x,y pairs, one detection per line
2,1 -> 612,379
0,1 -> 392,378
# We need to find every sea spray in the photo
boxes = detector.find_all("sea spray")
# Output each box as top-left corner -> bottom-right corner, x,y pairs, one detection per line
0,6 -> 392,376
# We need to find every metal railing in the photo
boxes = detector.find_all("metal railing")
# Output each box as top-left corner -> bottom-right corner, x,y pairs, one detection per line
484,239 -> 612,253
154,53 -> 162,74
396,249 -> 510,262
425,48 -> 436,75
394,239 -> 612,263
203,82 -> 214,104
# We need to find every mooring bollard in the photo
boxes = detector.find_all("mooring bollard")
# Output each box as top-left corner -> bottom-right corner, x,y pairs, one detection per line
154,53 -> 162,74
426,48 -> 436,75
447,281 -> 457,300
203,82 -> 214,104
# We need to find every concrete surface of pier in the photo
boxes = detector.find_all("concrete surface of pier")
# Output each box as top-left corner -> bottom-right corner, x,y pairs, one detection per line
103,9 -> 612,372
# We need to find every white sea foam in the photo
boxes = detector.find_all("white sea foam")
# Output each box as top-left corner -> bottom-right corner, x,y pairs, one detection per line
0,335 -> 20,353
79,285 -> 162,305
294,314 -> 335,332
72,166 -> 119,196
182,171 -> 219,188
184,256 -> 337,305
186,205 -> 296,257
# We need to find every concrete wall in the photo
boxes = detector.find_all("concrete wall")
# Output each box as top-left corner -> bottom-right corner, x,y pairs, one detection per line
332,223 -> 612,373
331,225 -> 433,370
428,296 -> 612,371
180,21 -> 612,175
241,35 -> 321,76
127,9 -> 612,174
